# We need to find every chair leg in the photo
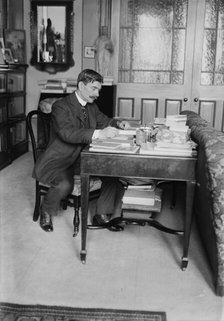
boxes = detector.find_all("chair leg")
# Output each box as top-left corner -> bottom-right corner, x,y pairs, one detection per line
171,182 -> 177,209
33,184 -> 41,222
61,199 -> 68,210
73,197 -> 80,237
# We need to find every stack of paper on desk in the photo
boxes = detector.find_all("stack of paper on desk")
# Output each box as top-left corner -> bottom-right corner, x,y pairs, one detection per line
90,139 -> 139,154
118,129 -> 136,136
90,141 -> 121,149
140,141 -> 196,157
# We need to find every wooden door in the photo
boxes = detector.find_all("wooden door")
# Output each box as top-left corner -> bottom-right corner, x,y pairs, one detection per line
191,0 -> 224,131
112,0 -> 224,130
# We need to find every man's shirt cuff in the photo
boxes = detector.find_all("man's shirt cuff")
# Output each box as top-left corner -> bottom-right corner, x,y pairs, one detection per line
92,129 -> 101,140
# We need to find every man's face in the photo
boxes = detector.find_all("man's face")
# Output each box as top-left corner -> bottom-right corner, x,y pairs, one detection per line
79,81 -> 102,103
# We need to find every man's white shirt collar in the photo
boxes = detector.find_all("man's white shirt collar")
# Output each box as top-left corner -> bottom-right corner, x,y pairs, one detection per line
75,91 -> 87,106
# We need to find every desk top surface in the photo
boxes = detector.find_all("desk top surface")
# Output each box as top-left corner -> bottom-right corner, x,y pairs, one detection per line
81,148 -> 197,181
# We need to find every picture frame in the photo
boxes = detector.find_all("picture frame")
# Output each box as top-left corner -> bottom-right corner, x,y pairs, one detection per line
84,46 -> 95,58
0,48 -> 5,64
0,37 -> 5,54
0,74 -> 7,93
4,48 -> 14,64
4,29 -> 26,64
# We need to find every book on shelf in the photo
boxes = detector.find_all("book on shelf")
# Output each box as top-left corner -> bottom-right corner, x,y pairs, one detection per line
66,78 -> 77,86
122,188 -> 156,206
41,88 -> 65,93
127,183 -> 156,191
67,86 -> 76,93
44,79 -> 63,88
39,78 -> 77,94
122,210 -> 153,220
122,187 -> 162,217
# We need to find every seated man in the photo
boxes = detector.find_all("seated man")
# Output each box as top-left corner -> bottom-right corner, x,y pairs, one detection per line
32,69 -> 130,232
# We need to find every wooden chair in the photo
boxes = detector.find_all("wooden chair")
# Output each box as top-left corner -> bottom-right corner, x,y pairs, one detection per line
26,109 -> 101,236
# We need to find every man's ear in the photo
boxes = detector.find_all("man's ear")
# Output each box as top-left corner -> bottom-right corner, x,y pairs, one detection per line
78,81 -> 84,91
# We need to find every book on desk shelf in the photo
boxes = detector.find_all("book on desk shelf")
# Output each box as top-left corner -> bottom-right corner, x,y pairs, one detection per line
122,187 -> 156,206
122,187 -> 162,219
127,183 -> 156,191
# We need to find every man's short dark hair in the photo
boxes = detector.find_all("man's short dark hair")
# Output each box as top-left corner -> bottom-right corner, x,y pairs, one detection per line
77,69 -> 103,86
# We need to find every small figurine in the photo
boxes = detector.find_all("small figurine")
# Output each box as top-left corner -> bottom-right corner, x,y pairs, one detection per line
94,26 -> 114,77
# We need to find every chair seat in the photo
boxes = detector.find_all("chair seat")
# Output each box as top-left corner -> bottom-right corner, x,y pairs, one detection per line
39,175 -> 102,197
73,176 -> 102,196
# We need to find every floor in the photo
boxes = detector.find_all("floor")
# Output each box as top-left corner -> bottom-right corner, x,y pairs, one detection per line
0,152 -> 223,321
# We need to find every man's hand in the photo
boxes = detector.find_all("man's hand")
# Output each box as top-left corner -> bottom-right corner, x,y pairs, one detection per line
98,127 -> 119,139
117,120 -> 130,130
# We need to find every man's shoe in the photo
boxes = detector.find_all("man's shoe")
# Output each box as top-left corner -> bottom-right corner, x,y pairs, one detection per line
40,208 -> 53,232
92,214 -> 112,225
92,214 -> 123,232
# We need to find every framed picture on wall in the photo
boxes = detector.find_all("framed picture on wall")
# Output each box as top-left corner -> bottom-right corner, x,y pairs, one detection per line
84,46 -> 95,58
4,29 -> 26,64
4,48 -> 14,63
0,48 -> 5,64
0,37 -> 5,51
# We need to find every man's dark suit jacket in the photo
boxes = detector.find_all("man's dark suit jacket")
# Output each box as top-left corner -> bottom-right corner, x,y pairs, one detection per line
33,92 -> 118,184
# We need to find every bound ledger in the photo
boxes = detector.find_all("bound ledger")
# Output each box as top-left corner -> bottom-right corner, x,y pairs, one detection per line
122,188 -> 155,206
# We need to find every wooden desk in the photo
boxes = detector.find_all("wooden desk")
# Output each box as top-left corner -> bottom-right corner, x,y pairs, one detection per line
80,149 -> 196,269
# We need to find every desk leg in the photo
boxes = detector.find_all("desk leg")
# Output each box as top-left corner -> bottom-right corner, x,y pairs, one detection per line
80,174 -> 90,264
181,181 -> 195,270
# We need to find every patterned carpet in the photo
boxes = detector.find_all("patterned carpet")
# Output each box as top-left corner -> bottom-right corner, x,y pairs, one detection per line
0,303 -> 166,321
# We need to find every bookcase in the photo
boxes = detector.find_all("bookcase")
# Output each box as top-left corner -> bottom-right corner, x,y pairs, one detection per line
0,63 -> 29,170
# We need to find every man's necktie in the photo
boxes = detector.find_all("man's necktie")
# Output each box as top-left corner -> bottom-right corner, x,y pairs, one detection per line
81,106 -> 88,124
